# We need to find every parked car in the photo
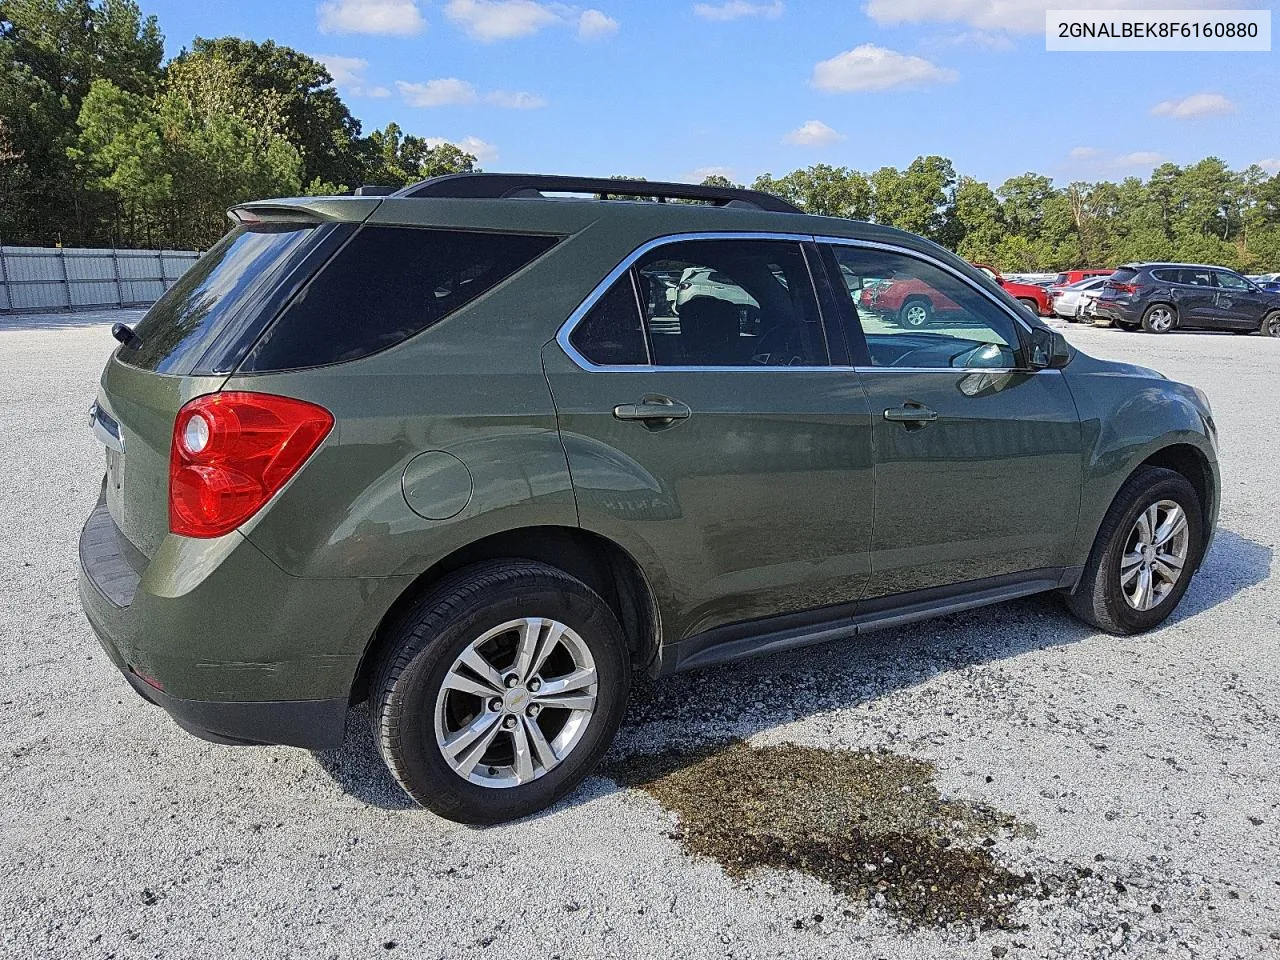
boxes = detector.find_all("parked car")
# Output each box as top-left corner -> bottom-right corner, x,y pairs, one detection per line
1094,262 -> 1280,335
79,173 -> 1220,824
1053,269 -> 1114,287
1052,276 -> 1110,320
970,263 -> 1054,316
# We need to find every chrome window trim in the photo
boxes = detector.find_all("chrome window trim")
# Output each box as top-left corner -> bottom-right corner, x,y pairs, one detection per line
556,231 -> 839,373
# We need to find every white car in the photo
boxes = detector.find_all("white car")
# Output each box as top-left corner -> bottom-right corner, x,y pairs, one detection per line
674,267 -> 759,313
1052,276 -> 1109,321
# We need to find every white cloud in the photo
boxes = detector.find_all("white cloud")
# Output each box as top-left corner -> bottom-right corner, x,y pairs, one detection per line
317,0 -> 425,35
1255,158 -> 1280,172
396,78 -> 479,107
1150,92 -> 1236,119
578,9 -> 619,38
398,79 -> 546,108
443,0 -> 617,41
693,1 -> 784,21
691,165 -> 736,181
783,119 -> 845,146
934,29 -> 1012,50
1069,146 -> 1103,160
485,89 -> 549,108
1114,151 -> 1166,167
426,135 -> 499,165
812,44 -> 957,93
445,0 -> 560,40
864,0 -> 1243,34
313,54 -> 392,97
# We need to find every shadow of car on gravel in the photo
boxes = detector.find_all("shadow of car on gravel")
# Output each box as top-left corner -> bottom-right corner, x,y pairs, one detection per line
312,527 -> 1271,815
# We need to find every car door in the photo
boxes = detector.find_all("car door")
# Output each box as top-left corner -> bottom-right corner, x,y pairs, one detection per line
1168,267 -> 1217,327
1212,270 -> 1266,328
821,240 -> 1083,598
544,235 -> 875,645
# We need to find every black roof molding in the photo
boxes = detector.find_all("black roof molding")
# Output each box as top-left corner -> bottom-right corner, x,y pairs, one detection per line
393,172 -> 803,214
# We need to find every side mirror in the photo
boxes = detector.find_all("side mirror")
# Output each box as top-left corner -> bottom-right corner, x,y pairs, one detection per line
1028,326 -> 1072,369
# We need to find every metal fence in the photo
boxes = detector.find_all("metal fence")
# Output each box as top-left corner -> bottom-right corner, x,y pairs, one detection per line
0,246 -> 200,313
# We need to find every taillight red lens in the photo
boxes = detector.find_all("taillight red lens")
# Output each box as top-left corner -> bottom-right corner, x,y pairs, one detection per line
169,392 -> 334,539
1111,282 -> 1137,294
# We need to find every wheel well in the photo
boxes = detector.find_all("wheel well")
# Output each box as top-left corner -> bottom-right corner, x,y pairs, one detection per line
1139,444 -> 1214,521
350,526 -> 660,704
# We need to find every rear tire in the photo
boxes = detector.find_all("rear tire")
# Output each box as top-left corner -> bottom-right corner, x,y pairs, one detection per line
1017,298 -> 1039,316
1141,303 -> 1176,333
898,297 -> 933,328
371,561 -> 631,824
1261,310 -> 1280,337
1065,467 -> 1204,635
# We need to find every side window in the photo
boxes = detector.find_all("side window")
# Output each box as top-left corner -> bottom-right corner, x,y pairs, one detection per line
241,226 -> 559,371
827,245 -> 1022,370
634,239 -> 828,367
1152,269 -> 1179,283
569,275 -> 648,366
1215,270 -> 1249,290
1179,268 -> 1215,287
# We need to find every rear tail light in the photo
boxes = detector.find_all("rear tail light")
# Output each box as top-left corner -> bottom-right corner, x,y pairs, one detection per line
1109,282 -> 1137,294
169,392 -> 334,539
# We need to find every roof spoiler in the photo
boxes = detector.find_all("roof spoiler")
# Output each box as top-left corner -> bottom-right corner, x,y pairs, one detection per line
392,172 -> 803,214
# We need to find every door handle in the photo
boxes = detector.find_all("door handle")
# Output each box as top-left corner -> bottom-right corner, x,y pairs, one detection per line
613,396 -> 691,425
884,403 -> 938,428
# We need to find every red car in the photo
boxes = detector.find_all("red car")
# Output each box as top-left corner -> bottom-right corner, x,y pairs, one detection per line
1053,268 -> 1114,287
858,276 -> 963,327
971,263 -> 1053,316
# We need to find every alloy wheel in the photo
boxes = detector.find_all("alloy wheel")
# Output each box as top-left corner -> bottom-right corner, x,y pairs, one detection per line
1147,307 -> 1174,332
434,617 -> 598,788
1119,500 -> 1190,611
902,304 -> 928,327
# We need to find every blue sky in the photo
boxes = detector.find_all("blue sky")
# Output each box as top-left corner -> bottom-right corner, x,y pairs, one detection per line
141,0 -> 1278,187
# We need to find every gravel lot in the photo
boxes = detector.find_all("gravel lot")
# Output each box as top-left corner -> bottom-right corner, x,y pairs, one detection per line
1,311 -> 1277,960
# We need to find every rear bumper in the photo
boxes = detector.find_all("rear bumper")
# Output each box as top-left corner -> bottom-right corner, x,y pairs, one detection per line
1092,300 -> 1140,323
78,492 -> 409,749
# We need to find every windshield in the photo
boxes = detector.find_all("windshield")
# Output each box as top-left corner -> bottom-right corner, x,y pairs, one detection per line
118,224 -> 315,374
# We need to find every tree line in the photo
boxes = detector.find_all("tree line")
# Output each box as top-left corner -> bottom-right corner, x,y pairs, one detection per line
4,0 -> 1279,270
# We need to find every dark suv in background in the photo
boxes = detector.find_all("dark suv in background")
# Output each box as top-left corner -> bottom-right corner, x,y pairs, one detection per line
1094,262 -> 1280,335
80,174 -> 1219,824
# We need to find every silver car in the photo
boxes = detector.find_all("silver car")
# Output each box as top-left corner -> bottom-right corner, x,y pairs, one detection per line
1052,276 -> 1109,320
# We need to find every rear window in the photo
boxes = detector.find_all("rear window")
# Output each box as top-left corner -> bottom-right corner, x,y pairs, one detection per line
1108,268 -> 1139,284
239,226 -> 558,371
118,225 -> 315,374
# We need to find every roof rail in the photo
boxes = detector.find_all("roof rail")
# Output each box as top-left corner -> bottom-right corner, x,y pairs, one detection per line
393,172 -> 803,214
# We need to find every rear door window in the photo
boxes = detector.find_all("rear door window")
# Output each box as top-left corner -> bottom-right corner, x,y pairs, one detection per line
636,239 -> 827,367
117,225 -> 316,374
1179,268 -> 1215,287
239,227 -> 559,372
569,275 -> 649,366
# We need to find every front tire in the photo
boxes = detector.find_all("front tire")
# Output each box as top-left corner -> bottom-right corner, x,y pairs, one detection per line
1065,467 -> 1204,635
1141,303 -> 1176,333
372,561 -> 631,824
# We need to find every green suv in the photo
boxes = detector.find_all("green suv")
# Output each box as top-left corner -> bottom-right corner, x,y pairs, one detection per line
79,174 -> 1219,823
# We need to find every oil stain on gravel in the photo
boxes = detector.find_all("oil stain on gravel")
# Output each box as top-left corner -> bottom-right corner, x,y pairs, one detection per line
612,740 -> 1044,930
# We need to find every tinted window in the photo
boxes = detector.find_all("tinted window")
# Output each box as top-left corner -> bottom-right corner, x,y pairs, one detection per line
829,245 -> 1022,370
569,275 -> 648,365
240,227 -> 558,371
1215,270 -> 1250,290
1152,269 -> 1179,283
1109,268 -> 1139,283
1179,268 -> 1215,287
635,240 -> 827,367
118,225 -> 315,373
